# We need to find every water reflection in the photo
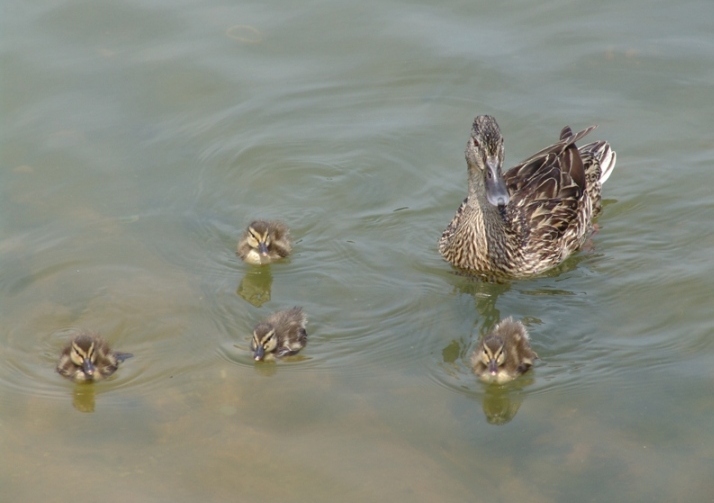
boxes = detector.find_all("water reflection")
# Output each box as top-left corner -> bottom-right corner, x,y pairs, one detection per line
447,275 -> 510,334
480,377 -> 533,425
437,276 -> 549,424
252,362 -> 278,377
237,266 -> 273,307
440,332 -> 535,424
72,384 -> 96,413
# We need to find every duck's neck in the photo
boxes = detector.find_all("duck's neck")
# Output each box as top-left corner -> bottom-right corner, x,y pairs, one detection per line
468,175 -> 508,229
464,184 -> 510,259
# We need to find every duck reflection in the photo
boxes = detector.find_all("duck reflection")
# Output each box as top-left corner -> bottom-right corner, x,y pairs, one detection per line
451,277 -> 510,332
72,383 -> 96,413
480,378 -> 533,425
252,361 -> 278,377
470,317 -> 538,425
441,334 -> 535,425
440,277 -> 542,425
237,266 -> 273,307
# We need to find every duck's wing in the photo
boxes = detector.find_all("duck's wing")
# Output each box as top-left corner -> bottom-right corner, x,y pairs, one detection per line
113,352 -> 134,363
505,125 -> 595,194
504,125 -> 596,240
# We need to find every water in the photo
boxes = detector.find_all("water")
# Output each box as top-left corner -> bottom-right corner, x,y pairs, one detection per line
2,0 -> 714,501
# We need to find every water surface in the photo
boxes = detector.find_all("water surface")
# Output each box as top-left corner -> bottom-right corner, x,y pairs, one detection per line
2,0 -> 714,501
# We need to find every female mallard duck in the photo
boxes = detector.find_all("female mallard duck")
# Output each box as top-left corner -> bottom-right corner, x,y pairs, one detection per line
471,317 -> 537,384
57,330 -> 133,383
237,220 -> 291,265
439,115 -> 616,278
251,307 -> 307,361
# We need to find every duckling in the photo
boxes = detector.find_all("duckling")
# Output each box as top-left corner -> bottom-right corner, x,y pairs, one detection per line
251,307 -> 307,361
471,317 -> 537,384
57,330 -> 133,383
237,220 -> 292,265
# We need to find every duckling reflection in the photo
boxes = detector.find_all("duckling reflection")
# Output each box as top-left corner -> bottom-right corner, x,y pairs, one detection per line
480,380 -> 532,425
251,307 -> 307,361
237,266 -> 273,307
57,330 -> 133,382
237,220 -> 291,265
471,317 -> 537,384
72,383 -> 97,413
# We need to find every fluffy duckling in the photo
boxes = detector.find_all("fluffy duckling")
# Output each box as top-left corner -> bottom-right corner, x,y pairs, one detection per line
471,317 -> 537,384
57,330 -> 133,383
237,220 -> 291,265
251,307 -> 307,361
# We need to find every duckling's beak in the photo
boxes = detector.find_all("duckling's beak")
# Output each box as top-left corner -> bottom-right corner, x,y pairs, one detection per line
253,346 -> 265,361
82,359 -> 96,377
488,359 -> 499,375
485,159 -> 510,207
258,242 -> 269,255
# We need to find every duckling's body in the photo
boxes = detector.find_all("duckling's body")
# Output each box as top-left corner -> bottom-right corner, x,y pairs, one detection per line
251,307 -> 307,361
471,317 -> 537,384
439,115 -> 616,278
57,330 -> 133,383
237,220 -> 291,265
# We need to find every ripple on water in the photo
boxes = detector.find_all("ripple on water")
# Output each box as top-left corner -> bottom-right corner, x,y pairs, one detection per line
0,240 -> 222,409
187,190 -> 454,377
0,327 -> 138,406
419,273 -> 638,423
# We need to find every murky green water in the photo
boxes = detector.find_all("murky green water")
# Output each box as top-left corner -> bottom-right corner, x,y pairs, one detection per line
2,0 -> 713,501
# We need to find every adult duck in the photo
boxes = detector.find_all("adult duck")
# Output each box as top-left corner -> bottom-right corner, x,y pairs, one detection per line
439,115 -> 616,278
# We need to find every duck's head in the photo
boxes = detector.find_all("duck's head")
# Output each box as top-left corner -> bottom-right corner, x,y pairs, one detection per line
69,335 -> 98,378
245,221 -> 273,256
466,115 -> 510,207
478,334 -> 507,376
251,323 -> 278,361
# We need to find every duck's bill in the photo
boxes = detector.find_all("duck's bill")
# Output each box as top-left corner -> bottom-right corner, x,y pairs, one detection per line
485,161 -> 510,207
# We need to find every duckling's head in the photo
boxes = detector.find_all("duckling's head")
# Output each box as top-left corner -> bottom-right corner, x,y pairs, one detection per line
69,335 -> 99,378
251,323 -> 278,361
466,115 -> 509,207
245,221 -> 274,257
478,334 -> 507,376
